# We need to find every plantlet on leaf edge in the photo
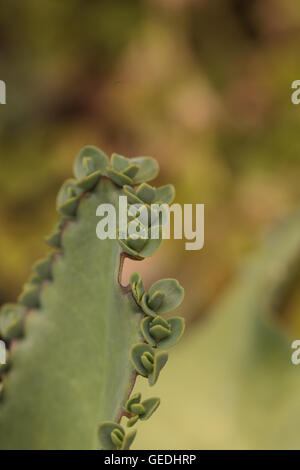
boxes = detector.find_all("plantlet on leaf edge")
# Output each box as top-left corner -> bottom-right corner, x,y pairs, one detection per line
0,145 -> 185,450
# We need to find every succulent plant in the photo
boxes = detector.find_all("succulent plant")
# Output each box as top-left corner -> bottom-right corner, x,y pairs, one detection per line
0,145 -> 185,450
130,343 -> 169,386
124,393 -> 160,427
140,316 -> 185,349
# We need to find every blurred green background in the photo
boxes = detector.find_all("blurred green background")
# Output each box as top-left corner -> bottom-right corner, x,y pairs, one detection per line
0,0 -> 300,449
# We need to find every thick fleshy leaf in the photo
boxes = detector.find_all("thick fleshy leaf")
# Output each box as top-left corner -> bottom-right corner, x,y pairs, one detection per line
0,179 -> 142,450
141,351 -> 154,372
141,317 -> 167,346
149,325 -> 170,342
148,279 -> 184,314
18,283 -> 40,308
130,403 -> 145,415
0,146 -> 182,451
130,273 -> 145,303
131,157 -> 159,184
123,164 -> 139,179
125,392 -> 141,413
140,398 -> 160,421
58,198 -> 79,217
128,203 -> 149,227
56,179 -> 83,216
73,145 -> 109,180
97,422 -> 124,450
148,291 -> 165,311
28,273 -> 42,285
111,153 -> 131,172
76,171 -> 102,191
148,351 -> 168,386
127,415 -> 139,427
155,317 -> 185,349
117,236 -> 142,259
0,304 -> 26,340
127,235 -> 148,252
141,293 -> 157,317
154,184 -> 175,204
150,316 -> 170,329
130,343 -> 154,377
136,183 -> 156,204
107,168 -> 133,186
33,256 -> 53,282
140,314 -> 184,350
45,216 -> 70,248
117,226 -> 162,260
45,227 -> 62,248
123,185 -> 144,205
138,228 -> 163,258
56,179 -> 82,207
111,428 -> 124,447
121,429 -> 137,450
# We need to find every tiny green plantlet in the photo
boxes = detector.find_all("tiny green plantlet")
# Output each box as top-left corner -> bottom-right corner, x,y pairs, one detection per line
97,422 -> 137,451
0,145 -> 185,450
124,393 -> 160,427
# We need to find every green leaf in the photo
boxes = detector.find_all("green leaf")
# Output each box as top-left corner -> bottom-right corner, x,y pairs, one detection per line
141,316 -> 185,350
125,392 -> 141,412
56,179 -> 83,216
121,429 -> 137,450
130,403 -> 145,415
148,279 -> 184,314
111,428 -> 124,447
156,317 -> 185,349
154,184 -> 175,204
117,225 -> 162,259
127,415 -> 139,427
123,185 -> 144,205
148,291 -> 165,311
0,304 -> 26,340
128,203 -> 150,227
32,256 -> 53,282
125,394 -> 160,426
130,343 -> 168,386
141,317 -> 166,346
136,183 -> 156,204
148,351 -> 168,386
140,397 -> 160,421
18,283 -> 40,308
138,227 -> 163,258
74,145 -> 109,180
0,179 -> 142,450
77,171 -> 103,191
0,147 -> 183,451
107,168 -> 133,187
123,164 -> 139,179
97,421 -> 136,450
45,220 -> 64,248
131,157 -> 159,184
111,153 -> 131,172
130,273 -> 145,303
97,422 -> 124,450
131,343 -> 154,377
141,351 -> 154,373
141,293 -> 157,317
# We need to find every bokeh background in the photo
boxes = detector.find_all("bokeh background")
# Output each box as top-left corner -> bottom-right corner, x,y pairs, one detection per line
0,0 -> 300,449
